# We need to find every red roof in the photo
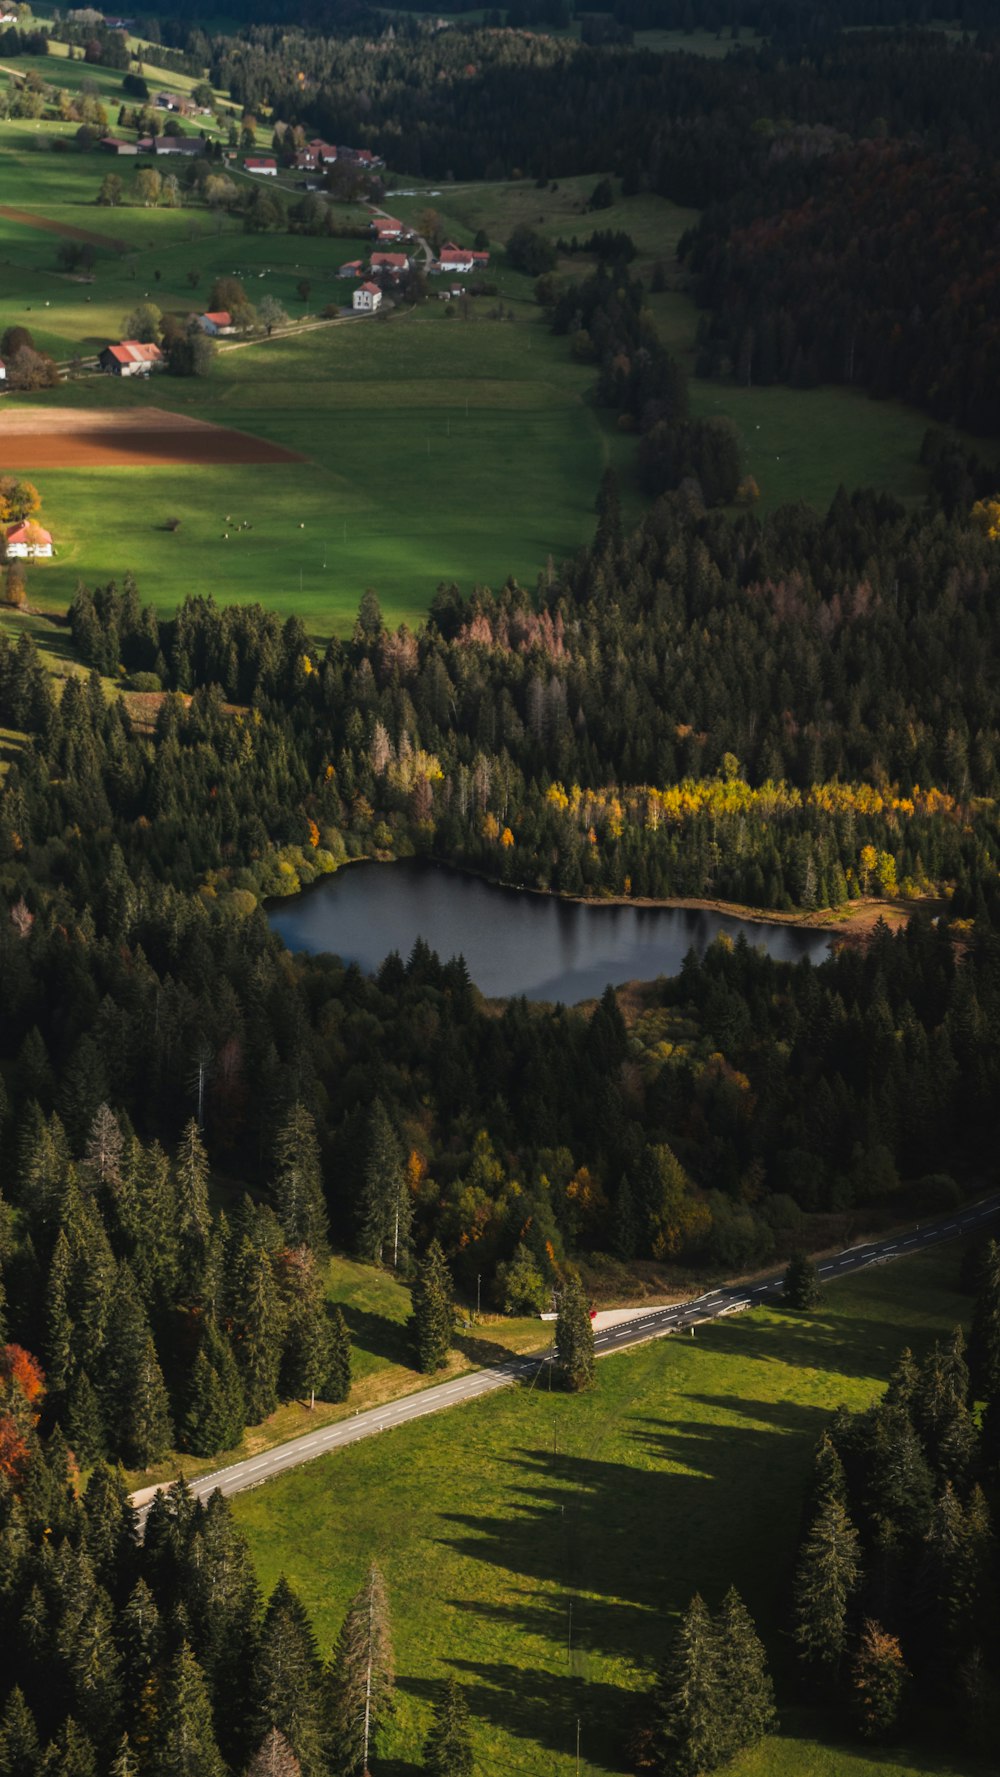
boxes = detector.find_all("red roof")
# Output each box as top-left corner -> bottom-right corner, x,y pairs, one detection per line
202,311 -> 232,326
245,157 -> 276,169
7,522 -> 52,546
371,252 -> 407,269
359,281 -> 381,294
106,341 -> 162,365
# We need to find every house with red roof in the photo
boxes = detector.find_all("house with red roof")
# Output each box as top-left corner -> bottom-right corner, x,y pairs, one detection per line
371,251 -> 409,277
197,311 -> 235,336
7,521 -> 52,559
353,281 -> 383,313
371,217 -> 405,240
338,260 -> 364,279
99,341 -> 164,376
437,247 -> 475,274
245,156 -> 277,176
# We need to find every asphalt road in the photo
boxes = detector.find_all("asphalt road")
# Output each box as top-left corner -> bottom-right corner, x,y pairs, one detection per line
131,1191 -> 1000,1522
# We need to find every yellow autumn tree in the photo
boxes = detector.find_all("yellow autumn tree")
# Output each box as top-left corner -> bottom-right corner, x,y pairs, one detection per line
971,496 -> 1000,541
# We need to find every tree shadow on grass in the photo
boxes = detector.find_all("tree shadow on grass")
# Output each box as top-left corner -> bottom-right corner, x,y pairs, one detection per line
339,1302 -> 412,1368
692,1308 -> 941,1382
399,1659 -> 633,1775
453,1329 -> 525,1366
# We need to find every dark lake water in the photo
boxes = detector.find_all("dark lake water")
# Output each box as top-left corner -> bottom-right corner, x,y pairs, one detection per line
268,861 -> 833,1002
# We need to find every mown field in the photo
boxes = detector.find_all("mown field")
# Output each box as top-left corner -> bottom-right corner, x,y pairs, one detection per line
233,1245 -> 988,1777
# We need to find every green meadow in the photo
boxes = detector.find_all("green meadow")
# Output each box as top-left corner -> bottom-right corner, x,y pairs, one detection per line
233,1245 -> 988,1777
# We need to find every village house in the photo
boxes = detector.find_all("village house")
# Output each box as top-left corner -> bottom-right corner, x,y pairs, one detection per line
197,311 -> 235,336
370,251 -> 409,279
353,281 -> 383,313
138,136 -> 207,157
245,156 -> 278,176
100,136 -> 139,155
309,140 -> 338,165
100,341 -> 163,377
371,217 -> 405,240
437,246 -> 475,274
155,91 -> 194,115
6,521 -> 52,559
338,260 -> 364,278
294,148 -> 319,171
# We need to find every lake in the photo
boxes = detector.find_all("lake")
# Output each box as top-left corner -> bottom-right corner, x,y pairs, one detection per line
268,861 -> 834,1002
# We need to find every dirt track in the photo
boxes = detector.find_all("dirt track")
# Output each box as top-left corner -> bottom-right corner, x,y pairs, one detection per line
0,406 -> 303,467
0,206 -> 125,251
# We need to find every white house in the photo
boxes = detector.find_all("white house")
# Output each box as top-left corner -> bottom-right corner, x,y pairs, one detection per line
370,251 -> 409,278
353,281 -> 383,313
7,522 -> 52,559
100,341 -> 163,376
245,157 -> 277,176
437,245 -> 475,274
198,310 -> 235,336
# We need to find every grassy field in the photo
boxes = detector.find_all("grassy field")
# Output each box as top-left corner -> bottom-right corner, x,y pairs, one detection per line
233,1245 -> 986,1777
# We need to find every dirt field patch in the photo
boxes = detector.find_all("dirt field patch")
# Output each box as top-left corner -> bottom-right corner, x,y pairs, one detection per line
0,406 -> 304,467
0,206 -> 125,251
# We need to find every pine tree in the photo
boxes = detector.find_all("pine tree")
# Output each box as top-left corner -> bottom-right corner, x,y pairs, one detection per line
147,1640 -> 226,1777
0,1686 -> 41,1777
555,1278 -> 595,1391
69,1587 -> 122,1749
884,1347 -> 920,1413
116,1578 -> 161,1710
182,1491 -> 261,1767
792,1495 -> 862,1678
82,1460 -> 137,1595
272,1105 -> 329,1256
250,1576 -> 326,1777
716,1587 -> 776,1756
278,1248 -> 332,1408
423,1677 -> 473,1777
101,1262 -> 172,1468
245,1728 -> 303,1776
182,1324 -> 245,1456
356,1101 -> 410,1270
850,1619 -> 910,1741
232,1239 -> 284,1424
969,1239 -> 1000,1402
327,1562 -> 395,1776
410,1240 -> 454,1374
66,1370 -> 105,1467
108,1736 -> 139,1777
783,1253 -> 820,1310
653,1594 -> 725,1777
40,1716 -> 97,1777
45,1227 -> 75,1394
326,1308 -> 352,1404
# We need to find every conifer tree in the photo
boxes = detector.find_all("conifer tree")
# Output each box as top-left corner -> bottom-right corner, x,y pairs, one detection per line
182,1492 -> 261,1766
783,1253 -> 820,1310
101,1263 -> 172,1467
884,1347 -> 920,1413
326,1307 -> 352,1404
356,1101 -> 410,1270
278,1248 -> 332,1408
70,1585 -> 122,1749
44,1227 -> 75,1394
250,1576 -> 326,1777
40,1716 -> 97,1777
182,1324 -> 245,1456
147,1640 -> 226,1777
174,1120 -> 212,1304
245,1728 -> 302,1776
555,1278 -> 595,1391
66,1371 -> 105,1467
0,1686 -> 41,1777
108,1736 -> 139,1777
423,1676 -> 474,1777
653,1593 -> 725,1777
792,1495 -> 862,1678
410,1239 -> 454,1373
272,1105 -> 329,1257
116,1578 -> 161,1711
327,1562 -> 395,1776
231,1239 -> 284,1423
82,1461 -> 137,1596
850,1620 -> 910,1741
969,1239 -> 1000,1402
716,1587 -> 776,1756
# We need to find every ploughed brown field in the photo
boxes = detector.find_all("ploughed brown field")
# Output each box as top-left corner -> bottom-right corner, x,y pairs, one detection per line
0,406 -> 304,467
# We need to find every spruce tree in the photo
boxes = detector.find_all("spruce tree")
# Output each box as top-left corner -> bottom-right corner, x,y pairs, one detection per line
116,1578 -> 161,1712
716,1587 -> 776,1756
410,1240 -> 454,1374
555,1278 -> 595,1391
356,1101 -> 410,1270
66,1371 -> 105,1468
101,1262 -> 172,1468
40,1716 -> 97,1777
245,1728 -> 303,1776
108,1736 -> 139,1777
0,1686 -> 41,1777
884,1347 -> 920,1413
250,1576 -> 326,1777
792,1495 -> 862,1678
70,1586 -> 122,1750
327,1562 -> 395,1776
272,1105 -> 329,1257
423,1676 -> 473,1777
850,1619 -> 910,1741
653,1594 -> 725,1777
174,1120 -> 212,1305
182,1324 -> 245,1456
148,1640 -> 226,1777
783,1254 -> 820,1310
326,1307 -> 352,1404
232,1239 -> 284,1423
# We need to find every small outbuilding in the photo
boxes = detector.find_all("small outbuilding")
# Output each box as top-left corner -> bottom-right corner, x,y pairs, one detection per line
100,341 -> 164,376
353,281 -> 383,313
7,521 -> 53,559
198,310 -> 235,336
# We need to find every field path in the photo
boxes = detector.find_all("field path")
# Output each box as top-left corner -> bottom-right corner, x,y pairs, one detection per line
130,1190 -> 1000,1525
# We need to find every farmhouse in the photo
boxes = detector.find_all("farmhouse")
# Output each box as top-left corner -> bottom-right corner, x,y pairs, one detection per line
100,136 -> 139,155
372,217 -> 405,240
437,247 -> 475,274
100,341 -> 164,377
197,311 -> 235,336
353,281 -> 383,313
294,148 -> 319,171
6,522 -> 52,559
371,251 -> 409,277
155,91 -> 194,115
309,140 -> 339,164
338,260 -> 364,278
245,157 -> 278,176
145,136 -> 207,157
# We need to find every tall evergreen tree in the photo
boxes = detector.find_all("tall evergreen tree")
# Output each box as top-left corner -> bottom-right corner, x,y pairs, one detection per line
0,1686 -> 41,1777
422,1676 -> 473,1777
231,1239 -> 284,1424
174,1120 -> 212,1305
245,1728 -> 302,1776
716,1587 -> 776,1756
250,1576 -> 326,1777
278,1248 -> 332,1409
327,1562 -> 395,1777
326,1307 -> 352,1404
356,1101 -> 410,1270
783,1253 -> 820,1311
182,1324 -> 245,1456
100,1263 -> 172,1468
39,1716 -> 97,1777
66,1371 -> 105,1467
146,1640 -> 226,1777
969,1239 -> 1000,1402
555,1278 -> 595,1391
410,1240 -> 454,1374
272,1105 -> 329,1257
653,1594 -> 725,1777
792,1495 -> 862,1679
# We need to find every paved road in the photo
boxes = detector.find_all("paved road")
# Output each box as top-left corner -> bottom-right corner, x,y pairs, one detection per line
131,1191 -> 1000,1521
